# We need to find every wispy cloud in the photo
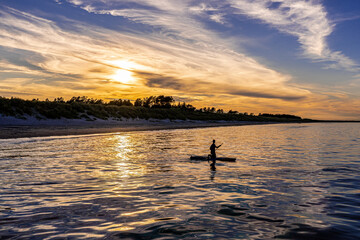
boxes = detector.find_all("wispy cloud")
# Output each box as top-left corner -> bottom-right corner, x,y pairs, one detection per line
135,70 -> 307,101
228,0 -> 358,71
67,0 -> 359,71
0,1 -> 359,119
67,0 -> 222,44
189,3 -> 226,24
0,5 -> 308,101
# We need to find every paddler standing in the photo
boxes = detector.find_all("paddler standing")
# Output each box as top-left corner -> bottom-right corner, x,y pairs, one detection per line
209,139 -> 222,170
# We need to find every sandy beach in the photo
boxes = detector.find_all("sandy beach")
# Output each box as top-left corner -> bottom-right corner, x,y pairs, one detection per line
0,115 -> 273,139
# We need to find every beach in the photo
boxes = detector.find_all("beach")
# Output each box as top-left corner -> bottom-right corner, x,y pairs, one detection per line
0,115 -> 272,139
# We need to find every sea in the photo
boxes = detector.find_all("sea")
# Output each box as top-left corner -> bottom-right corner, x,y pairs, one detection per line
0,123 -> 359,239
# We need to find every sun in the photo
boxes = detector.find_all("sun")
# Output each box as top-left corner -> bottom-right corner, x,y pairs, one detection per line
112,69 -> 134,84
108,60 -> 140,84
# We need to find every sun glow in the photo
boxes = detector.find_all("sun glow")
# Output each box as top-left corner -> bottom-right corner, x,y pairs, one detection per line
108,60 -> 142,84
112,69 -> 134,84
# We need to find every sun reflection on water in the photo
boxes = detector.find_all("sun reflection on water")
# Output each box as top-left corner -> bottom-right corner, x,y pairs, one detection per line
111,135 -> 147,179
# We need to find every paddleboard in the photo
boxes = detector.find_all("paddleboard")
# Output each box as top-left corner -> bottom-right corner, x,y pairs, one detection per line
190,155 -> 236,162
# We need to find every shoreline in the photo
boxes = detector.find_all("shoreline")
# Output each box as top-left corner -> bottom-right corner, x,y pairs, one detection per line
1,116 -> 357,140
0,118 -> 279,139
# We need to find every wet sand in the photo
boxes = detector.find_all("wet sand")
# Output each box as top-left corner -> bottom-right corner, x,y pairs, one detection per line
0,120 -> 273,139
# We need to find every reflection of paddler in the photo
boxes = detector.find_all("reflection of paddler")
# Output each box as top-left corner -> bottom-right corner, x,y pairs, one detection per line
209,140 -> 222,170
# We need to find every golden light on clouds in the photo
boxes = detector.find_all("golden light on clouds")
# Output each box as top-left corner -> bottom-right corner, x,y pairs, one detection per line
0,2 -> 359,120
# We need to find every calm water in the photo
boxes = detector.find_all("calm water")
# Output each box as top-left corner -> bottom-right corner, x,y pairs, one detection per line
0,123 -> 359,239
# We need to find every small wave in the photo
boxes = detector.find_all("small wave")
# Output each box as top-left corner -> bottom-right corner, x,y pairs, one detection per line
275,223 -> 358,240
217,208 -> 246,216
322,167 -> 356,172
17,181 -> 62,186
246,214 -> 284,223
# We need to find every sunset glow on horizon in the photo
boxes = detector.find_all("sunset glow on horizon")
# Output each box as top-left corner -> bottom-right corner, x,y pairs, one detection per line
1,0 -> 360,120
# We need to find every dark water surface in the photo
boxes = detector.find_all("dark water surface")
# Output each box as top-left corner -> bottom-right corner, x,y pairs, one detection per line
0,123 -> 359,239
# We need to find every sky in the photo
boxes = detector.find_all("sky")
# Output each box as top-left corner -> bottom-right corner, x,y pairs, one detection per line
0,0 -> 360,120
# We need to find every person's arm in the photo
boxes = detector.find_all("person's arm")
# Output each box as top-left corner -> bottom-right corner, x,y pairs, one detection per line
217,144 -> 222,148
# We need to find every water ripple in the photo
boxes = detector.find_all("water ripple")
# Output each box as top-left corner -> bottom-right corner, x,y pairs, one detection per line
0,123 -> 360,239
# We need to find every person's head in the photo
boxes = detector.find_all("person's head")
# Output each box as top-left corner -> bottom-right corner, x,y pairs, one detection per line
213,139 -> 215,143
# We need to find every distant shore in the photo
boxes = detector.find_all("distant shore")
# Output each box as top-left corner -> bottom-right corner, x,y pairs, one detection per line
0,116 -> 280,139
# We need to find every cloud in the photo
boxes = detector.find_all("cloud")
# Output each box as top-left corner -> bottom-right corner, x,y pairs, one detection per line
189,3 -> 226,24
209,14 -> 226,24
136,70 -> 307,101
228,0 -> 359,71
0,1 -> 359,119
69,1 -> 221,45
67,0 -> 359,72
0,5 -> 308,101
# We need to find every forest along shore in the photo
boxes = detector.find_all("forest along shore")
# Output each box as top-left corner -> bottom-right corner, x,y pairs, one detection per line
0,95 -> 312,139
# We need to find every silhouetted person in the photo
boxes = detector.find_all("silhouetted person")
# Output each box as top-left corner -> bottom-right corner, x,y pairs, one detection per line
209,140 -> 222,170
210,139 -> 222,160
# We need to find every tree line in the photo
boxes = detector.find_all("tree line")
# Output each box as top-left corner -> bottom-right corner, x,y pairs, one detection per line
0,95 -> 304,121
45,95 -> 213,112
